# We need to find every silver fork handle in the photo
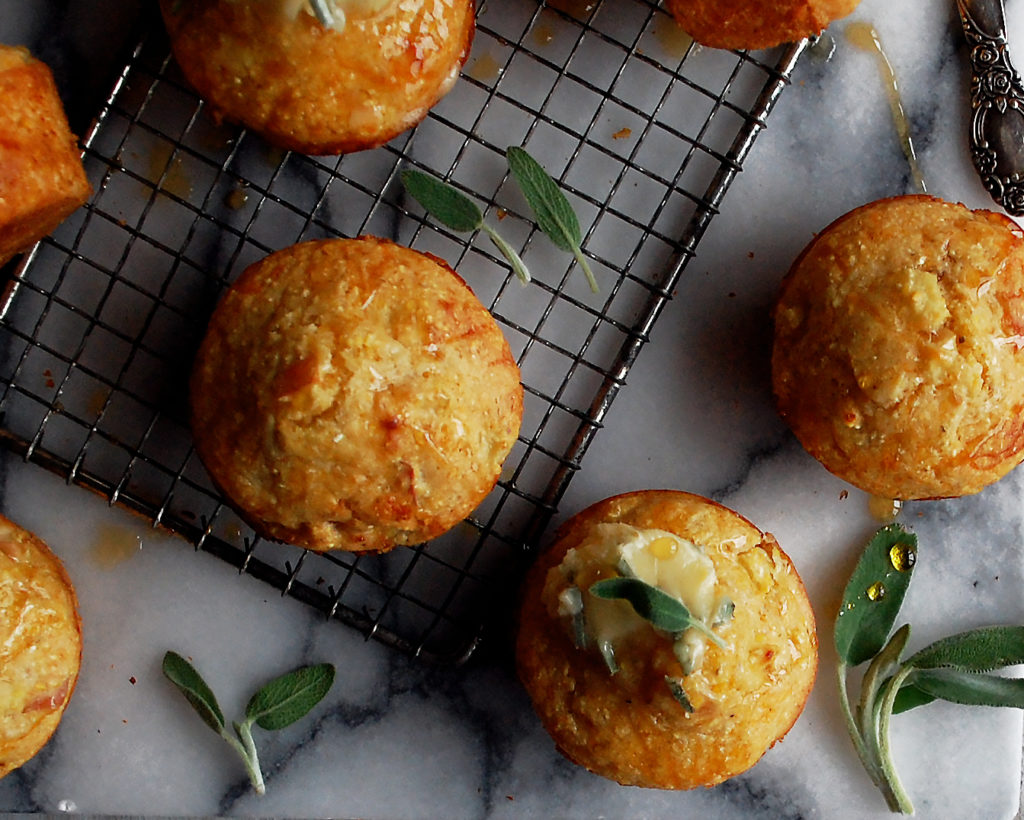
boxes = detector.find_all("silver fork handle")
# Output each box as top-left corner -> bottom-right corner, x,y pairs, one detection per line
958,0 -> 1024,214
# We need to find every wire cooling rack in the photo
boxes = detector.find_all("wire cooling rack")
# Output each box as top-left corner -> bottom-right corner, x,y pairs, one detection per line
0,1 -> 805,663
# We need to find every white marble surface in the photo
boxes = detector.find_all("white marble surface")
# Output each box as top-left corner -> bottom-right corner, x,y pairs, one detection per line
1,0 -> 1023,817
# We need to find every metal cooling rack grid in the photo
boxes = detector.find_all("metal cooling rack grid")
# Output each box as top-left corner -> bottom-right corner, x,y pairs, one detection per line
0,0 -> 805,663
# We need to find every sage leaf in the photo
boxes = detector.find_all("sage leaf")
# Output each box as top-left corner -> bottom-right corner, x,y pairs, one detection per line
856,624 -> 910,733
589,577 -> 725,647
506,146 -> 599,292
164,650 -> 335,795
834,524 -> 917,667
401,170 -> 484,232
665,676 -> 693,713
162,651 -> 226,734
245,663 -> 336,731
909,667 -> 1024,709
400,169 -> 531,283
891,683 -> 936,715
906,625 -> 1024,672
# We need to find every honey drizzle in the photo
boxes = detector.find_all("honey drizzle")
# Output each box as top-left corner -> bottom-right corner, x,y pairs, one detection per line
846,22 -> 927,195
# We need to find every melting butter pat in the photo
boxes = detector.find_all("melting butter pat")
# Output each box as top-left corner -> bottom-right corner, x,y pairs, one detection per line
558,523 -> 728,676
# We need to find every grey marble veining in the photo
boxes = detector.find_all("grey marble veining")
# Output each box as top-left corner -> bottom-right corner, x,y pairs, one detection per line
1,0 -> 1023,817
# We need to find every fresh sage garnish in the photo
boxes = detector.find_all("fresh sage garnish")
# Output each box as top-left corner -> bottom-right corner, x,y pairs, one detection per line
836,526 -> 1024,814
588,576 -> 728,713
590,576 -> 726,648
400,169 -> 531,284
665,676 -> 694,713
163,651 -> 335,795
506,146 -> 599,293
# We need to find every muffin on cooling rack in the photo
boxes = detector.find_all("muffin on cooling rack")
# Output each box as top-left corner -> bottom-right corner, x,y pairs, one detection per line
0,515 -> 82,779
159,0 -> 475,155
773,194 -> 1024,500
665,0 -> 859,50
190,236 -> 523,553
516,490 -> 817,789
0,44 -> 91,267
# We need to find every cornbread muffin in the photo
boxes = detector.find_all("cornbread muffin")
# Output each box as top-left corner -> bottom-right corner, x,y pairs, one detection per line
0,44 -> 91,267
516,490 -> 817,789
665,0 -> 859,50
0,515 -> 82,778
190,236 -> 523,553
772,195 -> 1024,500
159,0 -> 475,155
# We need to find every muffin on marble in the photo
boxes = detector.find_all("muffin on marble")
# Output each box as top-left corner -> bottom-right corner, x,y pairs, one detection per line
0,44 -> 91,267
0,515 -> 82,779
190,236 -> 523,553
516,490 -> 817,789
159,0 -> 475,155
772,195 -> 1024,500
665,0 -> 859,50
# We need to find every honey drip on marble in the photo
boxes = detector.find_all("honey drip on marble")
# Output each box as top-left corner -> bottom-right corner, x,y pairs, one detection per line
653,16 -> 694,62
148,142 -> 193,200
546,0 -> 596,20
466,52 -> 501,84
868,494 -> 902,522
846,22 -> 927,194
91,523 -> 143,569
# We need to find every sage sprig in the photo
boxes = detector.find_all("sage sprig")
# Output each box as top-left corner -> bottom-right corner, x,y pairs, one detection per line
162,651 -> 335,795
590,576 -> 726,648
400,146 -> 600,292
590,575 -> 728,713
506,146 -> 598,293
835,525 -> 1024,814
400,169 -> 532,284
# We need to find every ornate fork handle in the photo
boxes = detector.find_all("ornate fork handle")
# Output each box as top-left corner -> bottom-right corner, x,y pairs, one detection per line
958,0 -> 1024,214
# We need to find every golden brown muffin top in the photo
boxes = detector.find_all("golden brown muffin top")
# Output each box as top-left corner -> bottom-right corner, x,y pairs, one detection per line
159,0 -> 475,154
665,0 -> 859,50
0,515 -> 82,778
0,44 -> 91,266
190,237 -> 523,553
773,195 -> 1024,500
516,490 -> 817,790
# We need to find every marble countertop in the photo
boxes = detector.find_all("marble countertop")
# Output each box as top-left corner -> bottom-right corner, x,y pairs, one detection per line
1,0 -> 1023,817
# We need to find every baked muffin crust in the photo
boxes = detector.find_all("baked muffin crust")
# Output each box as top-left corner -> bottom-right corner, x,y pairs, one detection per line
0,515 -> 82,778
0,44 -> 91,266
190,236 -> 523,553
159,0 -> 475,155
772,195 -> 1024,500
665,0 -> 859,50
516,490 -> 817,789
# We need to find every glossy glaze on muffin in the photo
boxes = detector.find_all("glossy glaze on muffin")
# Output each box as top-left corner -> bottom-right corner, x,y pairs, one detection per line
0,515 -> 82,778
159,0 -> 475,154
516,490 -> 817,789
0,44 -> 91,266
772,195 -> 1024,499
665,0 -> 859,50
190,237 -> 523,552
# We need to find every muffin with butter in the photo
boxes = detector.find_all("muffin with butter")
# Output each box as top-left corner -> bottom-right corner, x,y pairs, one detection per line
190,236 -> 523,553
772,195 -> 1024,500
159,0 -> 475,155
0,515 -> 82,778
665,0 -> 859,50
516,490 -> 817,789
